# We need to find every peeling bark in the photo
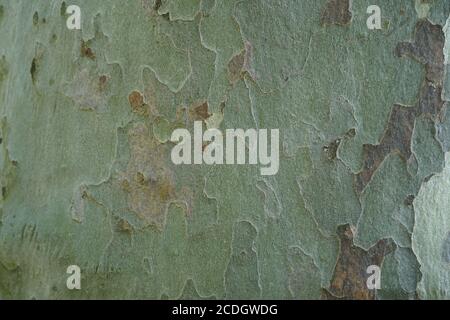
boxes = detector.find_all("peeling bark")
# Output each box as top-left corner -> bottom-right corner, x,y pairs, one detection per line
0,0 -> 449,300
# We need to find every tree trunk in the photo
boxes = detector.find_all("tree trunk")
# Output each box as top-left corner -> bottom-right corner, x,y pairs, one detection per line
0,0 -> 449,299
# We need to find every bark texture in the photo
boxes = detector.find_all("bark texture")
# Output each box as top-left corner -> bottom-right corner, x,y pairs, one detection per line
0,0 -> 450,299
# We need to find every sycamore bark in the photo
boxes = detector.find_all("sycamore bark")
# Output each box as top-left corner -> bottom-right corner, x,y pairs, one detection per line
0,0 -> 450,299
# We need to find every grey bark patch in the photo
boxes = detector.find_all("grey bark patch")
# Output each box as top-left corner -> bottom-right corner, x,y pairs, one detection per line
0,56 -> 8,84
70,185 -> 87,223
225,221 -> 260,299
33,12 -> 39,26
443,232 -> 450,263
256,179 -> 282,218
30,59 -> 37,83
153,0 -> 162,12
418,83 -> 444,119
404,194 -> 415,206
179,279 -> 216,299
438,102 -> 450,151
60,2 -> 67,16
30,43 -> 45,85
0,119 -> 17,203
321,0 -> 352,26
0,5 -> 4,23
287,247 -> 322,299
65,69 -> 110,112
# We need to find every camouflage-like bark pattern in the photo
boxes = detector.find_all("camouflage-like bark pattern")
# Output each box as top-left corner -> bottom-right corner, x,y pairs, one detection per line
0,0 -> 449,299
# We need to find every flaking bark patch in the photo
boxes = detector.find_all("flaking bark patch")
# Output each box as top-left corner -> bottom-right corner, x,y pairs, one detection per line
128,91 -> 150,116
355,20 -> 445,193
321,0 -> 352,26
81,40 -> 96,60
70,185 -> 87,223
65,69 -> 110,112
443,232 -> 450,263
119,123 -> 180,229
0,5 -> 4,23
0,119 -> 17,204
227,42 -> 255,84
0,56 -> 8,84
323,139 -> 341,161
356,105 -> 416,193
324,225 -> 395,300
189,101 -> 210,121
30,43 -> 45,85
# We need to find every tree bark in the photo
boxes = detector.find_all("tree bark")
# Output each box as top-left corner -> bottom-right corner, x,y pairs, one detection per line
0,0 -> 449,299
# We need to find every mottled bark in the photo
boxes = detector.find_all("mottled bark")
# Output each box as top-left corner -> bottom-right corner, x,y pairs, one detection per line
0,0 -> 450,300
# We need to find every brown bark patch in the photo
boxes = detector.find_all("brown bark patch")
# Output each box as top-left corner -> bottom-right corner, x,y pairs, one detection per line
321,0 -> 352,26
81,40 -> 96,60
323,225 -> 395,300
118,123 -> 192,229
189,102 -> 210,121
228,41 -> 255,84
355,105 -> 417,192
128,91 -> 150,116
355,20 -> 445,193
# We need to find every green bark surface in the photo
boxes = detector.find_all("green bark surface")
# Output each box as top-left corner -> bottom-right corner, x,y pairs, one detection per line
0,0 -> 449,299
